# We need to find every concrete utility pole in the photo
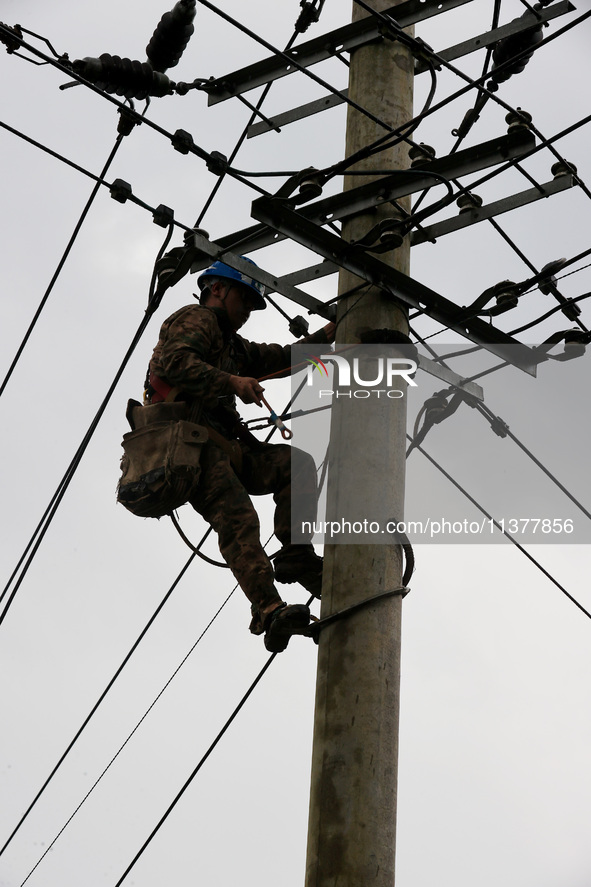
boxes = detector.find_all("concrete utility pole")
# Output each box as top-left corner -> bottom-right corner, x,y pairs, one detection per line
305,2 -> 414,885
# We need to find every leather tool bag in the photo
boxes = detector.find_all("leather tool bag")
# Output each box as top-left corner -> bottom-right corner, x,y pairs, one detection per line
117,399 -> 208,518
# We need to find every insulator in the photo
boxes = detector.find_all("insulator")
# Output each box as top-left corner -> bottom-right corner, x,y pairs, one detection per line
146,0 -> 196,73
456,192 -> 483,214
289,315 -> 309,338
563,331 -> 587,358
408,143 -> 436,168
538,258 -> 567,294
424,393 -> 449,424
0,22 -> 23,53
296,0 -> 325,34
505,107 -> 533,134
155,251 -> 181,288
378,220 -> 405,249
298,171 -> 323,201
493,280 -> 519,311
551,160 -> 577,179
171,128 -> 194,154
73,54 -> 175,99
183,226 -> 209,246
153,204 -> 175,227
488,14 -> 543,86
110,178 -> 132,203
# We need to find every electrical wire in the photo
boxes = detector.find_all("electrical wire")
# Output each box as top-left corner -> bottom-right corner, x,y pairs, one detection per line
112,649 -> 279,887
408,435 -> 591,621
0,224 -> 175,627
3,5 -> 591,876
509,291 -> 591,337
0,133 -> 125,399
0,547 -> 197,858
195,26 -> 303,226
193,0 -> 422,150
18,577 -> 238,884
330,3 -> 591,203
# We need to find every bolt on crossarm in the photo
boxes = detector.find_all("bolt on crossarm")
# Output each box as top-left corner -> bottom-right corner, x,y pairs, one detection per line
304,2 -> 413,885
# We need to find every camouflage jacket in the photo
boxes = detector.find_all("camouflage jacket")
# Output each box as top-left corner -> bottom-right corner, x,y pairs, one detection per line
148,303 -> 328,436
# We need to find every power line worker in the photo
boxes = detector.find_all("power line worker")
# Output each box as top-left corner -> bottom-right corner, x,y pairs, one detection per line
146,258 -> 335,652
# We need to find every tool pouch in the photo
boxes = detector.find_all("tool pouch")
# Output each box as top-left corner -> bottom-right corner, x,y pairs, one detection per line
117,399 -> 208,519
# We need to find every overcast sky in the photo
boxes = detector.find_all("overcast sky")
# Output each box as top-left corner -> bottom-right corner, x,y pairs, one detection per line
2,1 -> 591,886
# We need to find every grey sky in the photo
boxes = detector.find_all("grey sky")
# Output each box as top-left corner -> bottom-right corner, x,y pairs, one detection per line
1,2 -> 591,885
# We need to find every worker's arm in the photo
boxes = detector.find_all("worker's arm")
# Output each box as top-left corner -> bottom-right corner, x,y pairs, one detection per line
151,305 -> 234,405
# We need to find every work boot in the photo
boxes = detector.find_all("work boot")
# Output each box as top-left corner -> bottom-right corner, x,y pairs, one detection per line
263,602 -> 311,653
273,544 -> 323,599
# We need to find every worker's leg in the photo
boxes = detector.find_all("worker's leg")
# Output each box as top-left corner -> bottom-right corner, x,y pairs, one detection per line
240,442 -> 318,545
240,443 -> 323,596
189,442 -> 283,631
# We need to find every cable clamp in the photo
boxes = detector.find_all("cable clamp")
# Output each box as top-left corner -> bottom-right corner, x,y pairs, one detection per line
304,586 -> 409,643
0,22 -> 23,53
207,151 -> 229,176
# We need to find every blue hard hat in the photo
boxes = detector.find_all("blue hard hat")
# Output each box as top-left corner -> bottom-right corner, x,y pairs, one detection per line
197,257 -> 266,310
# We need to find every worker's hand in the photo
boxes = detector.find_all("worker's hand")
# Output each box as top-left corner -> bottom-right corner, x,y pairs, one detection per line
229,375 -> 265,406
323,321 -> 336,343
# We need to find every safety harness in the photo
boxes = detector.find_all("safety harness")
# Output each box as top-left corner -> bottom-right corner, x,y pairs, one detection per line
147,371 -> 249,472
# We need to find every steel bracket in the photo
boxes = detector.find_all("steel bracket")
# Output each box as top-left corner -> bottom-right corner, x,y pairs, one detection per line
251,195 -> 540,374
203,0 -> 476,105
246,1 -> 574,137
412,173 -> 575,245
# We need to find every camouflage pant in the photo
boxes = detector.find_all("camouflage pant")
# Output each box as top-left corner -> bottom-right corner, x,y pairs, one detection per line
189,439 -> 317,624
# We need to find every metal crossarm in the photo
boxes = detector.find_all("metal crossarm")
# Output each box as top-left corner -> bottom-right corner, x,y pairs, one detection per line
299,131 -> 537,225
202,0 -> 476,105
412,174 -> 576,246
247,1 -> 575,138
250,195 -> 541,374
188,231 -> 335,320
189,131 -> 537,268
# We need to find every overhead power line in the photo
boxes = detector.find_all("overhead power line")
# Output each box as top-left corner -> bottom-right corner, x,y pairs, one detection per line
409,436 -> 591,622
0,134 -> 125,399
18,578 -> 237,885
0,224 -> 175,627
112,651 -> 278,887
